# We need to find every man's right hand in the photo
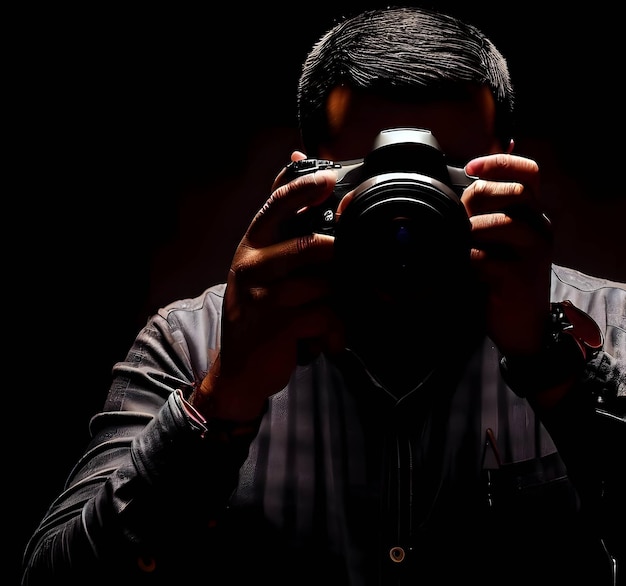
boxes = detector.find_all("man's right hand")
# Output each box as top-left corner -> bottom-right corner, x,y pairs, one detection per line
191,152 -> 345,424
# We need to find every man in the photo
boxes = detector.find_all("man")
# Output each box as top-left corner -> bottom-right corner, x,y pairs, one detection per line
21,7 -> 624,586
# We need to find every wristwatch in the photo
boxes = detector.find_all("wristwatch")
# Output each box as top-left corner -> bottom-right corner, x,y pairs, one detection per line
500,300 -> 604,398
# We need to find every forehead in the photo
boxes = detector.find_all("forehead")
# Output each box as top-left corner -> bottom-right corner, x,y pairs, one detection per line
320,85 -> 499,164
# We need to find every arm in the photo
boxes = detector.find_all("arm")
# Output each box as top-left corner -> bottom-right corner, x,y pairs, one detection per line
22,155 -> 342,585
21,287 -> 259,585
462,152 -> 625,574
504,275 -> 626,569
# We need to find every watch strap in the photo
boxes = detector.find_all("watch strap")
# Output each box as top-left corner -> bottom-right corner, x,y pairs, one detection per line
500,300 -> 603,399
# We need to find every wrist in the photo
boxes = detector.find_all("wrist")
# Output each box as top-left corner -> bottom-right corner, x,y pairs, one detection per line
500,301 -> 603,408
185,388 -> 263,442
192,353 -> 264,420
187,358 -> 265,442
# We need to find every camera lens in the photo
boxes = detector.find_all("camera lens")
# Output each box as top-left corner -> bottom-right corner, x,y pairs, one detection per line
333,175 -> 470,304
391,221 -> 411,252
384,217 -> 420,269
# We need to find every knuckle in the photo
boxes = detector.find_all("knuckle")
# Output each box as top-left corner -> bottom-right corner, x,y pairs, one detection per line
506,182 -> 525,196
295,233 -> 316,254
468,179 -> 489,196
494,153 -> 514,169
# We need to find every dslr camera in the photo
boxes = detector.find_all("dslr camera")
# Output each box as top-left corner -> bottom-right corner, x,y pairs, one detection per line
284,127 -> 474,303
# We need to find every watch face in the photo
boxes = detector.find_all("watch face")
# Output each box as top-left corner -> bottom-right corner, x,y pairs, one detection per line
560,300 -> 603,359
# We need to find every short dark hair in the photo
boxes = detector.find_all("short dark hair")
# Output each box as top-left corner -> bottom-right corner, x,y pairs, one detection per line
297,6 -> 514,154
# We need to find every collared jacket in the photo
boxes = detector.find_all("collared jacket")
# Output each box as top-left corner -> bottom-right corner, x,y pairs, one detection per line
21,264 -> 625,586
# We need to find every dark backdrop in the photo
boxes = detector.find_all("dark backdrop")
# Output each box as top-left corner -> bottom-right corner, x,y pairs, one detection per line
10,2 -> 625,582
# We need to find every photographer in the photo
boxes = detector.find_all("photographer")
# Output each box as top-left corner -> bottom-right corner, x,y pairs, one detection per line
21,7 -> 624,586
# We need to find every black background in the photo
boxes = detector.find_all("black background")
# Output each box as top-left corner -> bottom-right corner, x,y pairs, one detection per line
9,2 -> 625,582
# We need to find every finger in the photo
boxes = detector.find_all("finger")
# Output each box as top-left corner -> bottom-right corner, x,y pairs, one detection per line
469,211 -> 552,260
465,153 -> 539,186
241,273 -> 333,309
462,178 -> 527,216
231,231 -> 335,285
463,152 -> 539,196
271,151 -> 308,190
462,181 -> 551,233
247,169 -> 337,247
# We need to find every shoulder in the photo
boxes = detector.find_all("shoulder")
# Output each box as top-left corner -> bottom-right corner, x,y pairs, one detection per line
551,264 -> 625,317
550,263 -> 625,319
158,283 -> 226,320
551,264 -> 625,293
151,283 -> 226,349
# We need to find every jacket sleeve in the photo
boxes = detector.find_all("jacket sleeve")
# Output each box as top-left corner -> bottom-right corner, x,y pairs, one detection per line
21,286 -> 255,585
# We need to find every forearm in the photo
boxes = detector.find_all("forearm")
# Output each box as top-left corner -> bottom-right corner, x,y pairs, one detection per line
21,390 -> 255,585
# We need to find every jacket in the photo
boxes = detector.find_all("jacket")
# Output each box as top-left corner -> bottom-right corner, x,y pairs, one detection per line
21,264 -> 625,585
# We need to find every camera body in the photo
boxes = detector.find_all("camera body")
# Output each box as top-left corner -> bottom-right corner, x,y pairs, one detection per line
285,127 -> 474,304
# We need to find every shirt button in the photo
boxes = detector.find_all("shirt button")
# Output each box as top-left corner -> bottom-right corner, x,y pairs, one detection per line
137,555 -> 157,573
389,546 -> 406,563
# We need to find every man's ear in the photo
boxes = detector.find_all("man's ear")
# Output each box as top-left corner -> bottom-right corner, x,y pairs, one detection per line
326,85 -> 353,138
